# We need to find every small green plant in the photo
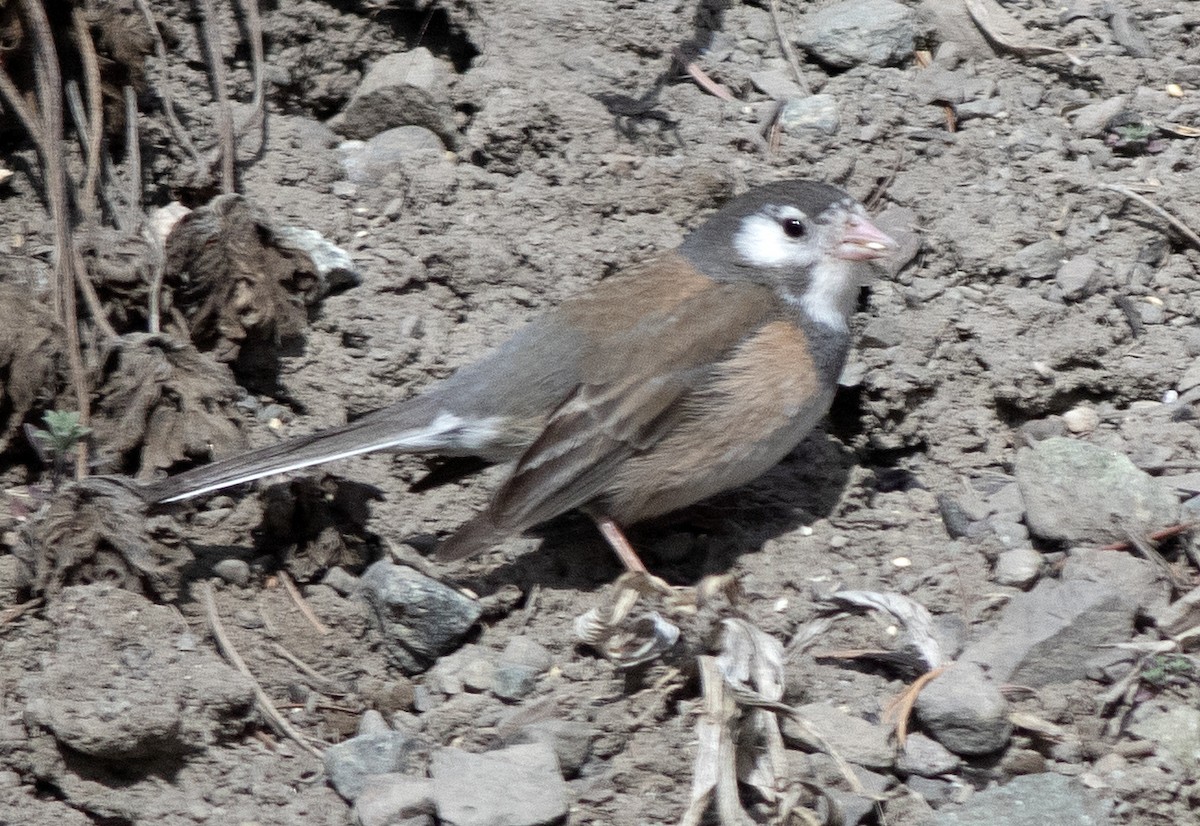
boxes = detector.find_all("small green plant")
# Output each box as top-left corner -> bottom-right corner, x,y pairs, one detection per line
26,410 -> 91,485
1141,653 -> 1196,689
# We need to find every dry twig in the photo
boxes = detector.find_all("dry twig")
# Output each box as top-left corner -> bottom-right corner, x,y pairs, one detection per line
766,0 -> 810,95
201,582 -> 323,757
278,569 -> 332,635
1098,183 -> 1200,251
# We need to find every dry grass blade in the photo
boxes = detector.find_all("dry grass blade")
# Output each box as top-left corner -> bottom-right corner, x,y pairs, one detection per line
1097,183 -> 1200,251
278,569 -> 331,635
202,582 -> 322,757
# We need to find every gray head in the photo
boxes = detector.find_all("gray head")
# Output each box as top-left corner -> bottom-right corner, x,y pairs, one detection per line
679,179 -> 896,330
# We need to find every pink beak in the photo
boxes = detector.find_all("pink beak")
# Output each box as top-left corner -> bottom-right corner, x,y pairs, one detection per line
836,215 -> 897,262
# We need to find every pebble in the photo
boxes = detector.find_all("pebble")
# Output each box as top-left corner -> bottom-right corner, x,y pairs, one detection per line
212,559 -> 251,588
915,662 -> 1011,756
431,743 -> 568,826
896,732 -> 961,777
322,565 -> 359,596
493,665 -> 539,702
993,547 -> 1042,588
795,0 -> 917,69
1061,405 -> 1099,434
1056,255 -> 1099,300
778,94 -> 841,135
359,562 -> 482,675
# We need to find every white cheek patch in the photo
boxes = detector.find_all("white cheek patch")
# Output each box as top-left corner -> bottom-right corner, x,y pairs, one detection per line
733,214 -> 791,267
798,257 -> 855,331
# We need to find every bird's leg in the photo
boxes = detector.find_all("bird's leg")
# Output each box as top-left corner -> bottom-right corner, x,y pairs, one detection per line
592,514 -> 649,573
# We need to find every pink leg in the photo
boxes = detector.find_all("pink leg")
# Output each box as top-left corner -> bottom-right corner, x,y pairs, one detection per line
593,514 -> 649,573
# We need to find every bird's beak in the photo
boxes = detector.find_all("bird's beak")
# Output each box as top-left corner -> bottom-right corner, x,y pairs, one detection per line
835,215 -> 897,261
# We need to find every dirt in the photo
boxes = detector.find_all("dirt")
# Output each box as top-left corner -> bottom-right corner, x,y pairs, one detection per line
3,0 -> 1200,824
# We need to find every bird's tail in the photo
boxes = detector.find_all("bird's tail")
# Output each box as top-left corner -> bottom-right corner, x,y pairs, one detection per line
139,397 -> 494,504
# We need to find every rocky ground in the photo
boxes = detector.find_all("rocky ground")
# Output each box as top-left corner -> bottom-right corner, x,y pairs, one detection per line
2,0 -> 1200,824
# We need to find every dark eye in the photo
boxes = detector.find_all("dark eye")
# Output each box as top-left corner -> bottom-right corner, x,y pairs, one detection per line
781,218 -> 806,239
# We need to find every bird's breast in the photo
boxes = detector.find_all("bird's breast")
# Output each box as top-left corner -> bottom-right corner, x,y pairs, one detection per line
604,319 -> 837,523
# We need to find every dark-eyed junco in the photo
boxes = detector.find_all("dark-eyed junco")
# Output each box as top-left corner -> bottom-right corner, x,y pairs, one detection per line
141,180 -> 896,570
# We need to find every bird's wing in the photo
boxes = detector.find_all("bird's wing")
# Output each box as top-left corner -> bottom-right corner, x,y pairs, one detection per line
437,276 -> 777,559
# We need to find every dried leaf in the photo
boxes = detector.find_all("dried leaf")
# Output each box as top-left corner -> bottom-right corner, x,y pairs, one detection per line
964,0 -> 1082,65
90,333 -> 244,478
0,287 -> 62,454
827,590 -> 946,670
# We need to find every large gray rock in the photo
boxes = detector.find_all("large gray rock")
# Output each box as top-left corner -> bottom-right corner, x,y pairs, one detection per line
795,0 -> 918,69
431,742 -> 568,826
915,662 -> 1011,756
931,772 -> 1113,825
359,562 -> 482,674
339,48 -> 454,143
961,579 -> 1135,687
1016,437 -> 1179,543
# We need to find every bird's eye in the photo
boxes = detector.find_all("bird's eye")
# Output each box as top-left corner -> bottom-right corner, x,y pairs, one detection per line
781,218 -> 806,239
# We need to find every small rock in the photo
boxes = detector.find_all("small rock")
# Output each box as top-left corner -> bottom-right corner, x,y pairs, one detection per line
1007,238 -> 1065,281
778,94 -> 841,135
493,664 -> 539,702
784,704 -> 895,769
324,729 -> 426,801
500,636 -> 554,672
359,562 -> 482,675
339,126 -> 449,185
1061,405 -> 1099,434
1015,437 -> 1180,544
915,661 -> 1011,756
1056,256 -> 1099,300
928,772 -> 1114,825
212,558 -> 251,587
1127,704 -> 1200,770
906,775 -> 957,806
359,709 -> 390,736
896,732 -> 961,777
339,48 -> 454,143
1071,96 -> 1129,136
749,69 -> 806,100
459,659 -> 496,693
1061,547 -> 1169,617
506,720 -> 596,778
994,547 -> 1042,588
353,774 -> 435,826
431,743 -> 568,826
322,565 -> 360,596
961,579 -> 1135,686
795,0 -> 918,69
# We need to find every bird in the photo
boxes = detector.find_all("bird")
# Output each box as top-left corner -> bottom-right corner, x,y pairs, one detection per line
140,179 -> 897,571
